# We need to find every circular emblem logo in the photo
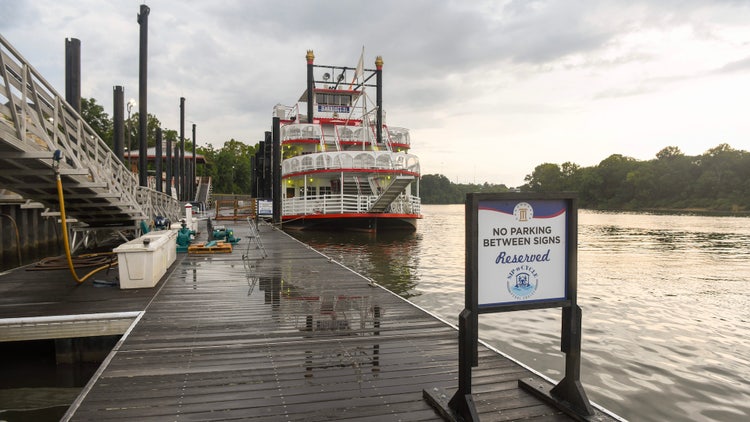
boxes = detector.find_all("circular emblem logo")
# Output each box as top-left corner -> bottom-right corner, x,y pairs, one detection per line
513,202 -> 533,222
506,265 -> 539,299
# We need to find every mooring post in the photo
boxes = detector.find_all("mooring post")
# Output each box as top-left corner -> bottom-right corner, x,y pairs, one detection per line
113,86 -> 124,162
155,128 -> 162,193
179,97 -> 185,201
137,5 -> 149,187
272,117 -> 281,225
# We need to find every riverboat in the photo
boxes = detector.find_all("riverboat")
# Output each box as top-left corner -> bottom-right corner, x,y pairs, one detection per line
274,50 -> 421,231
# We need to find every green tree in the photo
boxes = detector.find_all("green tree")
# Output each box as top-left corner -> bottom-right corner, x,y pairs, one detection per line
523,163 -> 563,192
80,97 -> 112,146
420,174 -> 462,203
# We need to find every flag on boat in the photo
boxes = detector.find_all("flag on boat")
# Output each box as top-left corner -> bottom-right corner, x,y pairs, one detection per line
350,46 -> 364,89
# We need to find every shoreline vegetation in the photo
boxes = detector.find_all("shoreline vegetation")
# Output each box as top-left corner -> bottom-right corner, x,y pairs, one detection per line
421,144 -> 750,216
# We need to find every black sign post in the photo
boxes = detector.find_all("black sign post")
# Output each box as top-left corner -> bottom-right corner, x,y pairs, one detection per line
426,192 -> 594,421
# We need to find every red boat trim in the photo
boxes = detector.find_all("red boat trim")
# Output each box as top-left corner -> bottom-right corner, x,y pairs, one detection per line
282,213 -> 422,220
281,139 -> 320,145
282,168 -> 419,179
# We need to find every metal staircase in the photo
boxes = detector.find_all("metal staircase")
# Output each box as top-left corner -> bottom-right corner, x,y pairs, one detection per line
367,175 -> 414,213
0,34 -> 180,230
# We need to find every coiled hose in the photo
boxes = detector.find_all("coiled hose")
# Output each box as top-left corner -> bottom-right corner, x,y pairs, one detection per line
55,169 -> 117,284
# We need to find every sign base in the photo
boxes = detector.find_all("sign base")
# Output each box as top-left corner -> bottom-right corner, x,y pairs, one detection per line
519,377 -> 598,421
423,387 -> 478,422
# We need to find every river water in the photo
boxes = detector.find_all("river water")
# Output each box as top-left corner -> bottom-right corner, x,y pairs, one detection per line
290,204 -> 750,422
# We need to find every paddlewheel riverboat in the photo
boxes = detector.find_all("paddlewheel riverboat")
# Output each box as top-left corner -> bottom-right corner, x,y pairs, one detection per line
274,50 -> 421,231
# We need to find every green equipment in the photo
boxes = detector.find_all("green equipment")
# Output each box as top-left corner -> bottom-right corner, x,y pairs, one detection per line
212,225 -> 241,245
176,220 -> 196,253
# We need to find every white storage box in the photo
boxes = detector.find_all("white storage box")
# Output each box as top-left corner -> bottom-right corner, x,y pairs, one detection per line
114,230 -> 176,289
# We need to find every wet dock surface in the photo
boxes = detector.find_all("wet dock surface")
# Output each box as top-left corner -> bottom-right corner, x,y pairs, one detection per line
1,221 -> 618,421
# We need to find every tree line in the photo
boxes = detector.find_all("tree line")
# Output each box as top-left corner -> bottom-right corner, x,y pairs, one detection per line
422,143 -> 750,213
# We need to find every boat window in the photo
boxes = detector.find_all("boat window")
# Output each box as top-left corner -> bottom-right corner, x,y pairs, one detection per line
317,93 -> 352,106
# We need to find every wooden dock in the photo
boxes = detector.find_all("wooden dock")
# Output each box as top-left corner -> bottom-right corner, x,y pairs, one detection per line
1,221 -> 619,421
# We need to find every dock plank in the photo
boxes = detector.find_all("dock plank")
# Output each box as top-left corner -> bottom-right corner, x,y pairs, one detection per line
40,222 -> 617,421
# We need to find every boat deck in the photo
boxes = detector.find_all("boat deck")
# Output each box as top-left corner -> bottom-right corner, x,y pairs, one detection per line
1,220 -> 618,421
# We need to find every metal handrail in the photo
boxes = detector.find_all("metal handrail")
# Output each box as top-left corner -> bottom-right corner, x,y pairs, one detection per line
0,34 -> 180,225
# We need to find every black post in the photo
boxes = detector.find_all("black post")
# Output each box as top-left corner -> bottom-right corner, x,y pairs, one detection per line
465,195 -> 480,367
166,135 -> 172,196
179,97 -> 185,201
263,132 -> 272,199
272,117 -> 281,225
173,140 -> 179,198
192,123 -> 197,201
137,5 -> 149,187
549,199 -> 594,416
250,151 -> 258,198
375,56 -> 383,144
256,142 -> 265,198
548,304 -> 594,416
113,86 -> 124,162
65,38 -> 81,112
448,309 -> 479,421
306,50 -> 314,123
155,127 -> 162,193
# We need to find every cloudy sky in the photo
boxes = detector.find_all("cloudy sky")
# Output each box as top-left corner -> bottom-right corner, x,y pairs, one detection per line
3,0 -> 750,187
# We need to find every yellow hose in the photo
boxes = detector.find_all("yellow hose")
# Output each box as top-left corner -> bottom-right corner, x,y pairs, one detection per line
56,174 -> 116,284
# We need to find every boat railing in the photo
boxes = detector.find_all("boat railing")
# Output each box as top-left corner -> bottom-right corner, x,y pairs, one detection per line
281,123 -> 322,142
282,194 -> 420,216
274,103 -> 298,121
282,151 -> 420,176
281,122 -> 409,151
386,126 -> 410,148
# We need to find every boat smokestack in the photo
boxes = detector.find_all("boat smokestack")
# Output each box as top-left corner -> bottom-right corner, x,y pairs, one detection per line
306,50 -> 315,123
375,56 -> 383,144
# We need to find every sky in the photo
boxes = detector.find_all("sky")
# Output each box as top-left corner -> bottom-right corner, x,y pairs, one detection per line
3,0 -> 750,187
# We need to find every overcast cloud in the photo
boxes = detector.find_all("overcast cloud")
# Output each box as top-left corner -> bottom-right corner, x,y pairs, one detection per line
2,0 -> 750,186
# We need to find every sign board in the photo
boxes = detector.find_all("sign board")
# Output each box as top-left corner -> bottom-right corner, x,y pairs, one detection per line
257,199 -> 273,217
467,193 -> 576,313
318,105 -> 350,114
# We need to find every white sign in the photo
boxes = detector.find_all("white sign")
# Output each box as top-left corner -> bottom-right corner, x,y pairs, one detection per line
477,199 -> 567,307
257,199 -> 273,216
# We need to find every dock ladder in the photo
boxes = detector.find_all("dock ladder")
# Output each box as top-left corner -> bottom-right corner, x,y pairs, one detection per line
243,217 -> 267,259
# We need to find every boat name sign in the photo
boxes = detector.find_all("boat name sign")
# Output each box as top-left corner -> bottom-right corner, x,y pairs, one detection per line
318,105 -> 350,113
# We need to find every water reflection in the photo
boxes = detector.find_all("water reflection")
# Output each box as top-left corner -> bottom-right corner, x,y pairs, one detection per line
289,230 -> 422,298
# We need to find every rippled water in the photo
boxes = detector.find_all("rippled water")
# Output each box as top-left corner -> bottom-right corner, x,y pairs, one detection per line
290,204 -> 750,422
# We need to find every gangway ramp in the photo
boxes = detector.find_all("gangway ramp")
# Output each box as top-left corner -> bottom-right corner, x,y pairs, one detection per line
368,175 -> 414,213
0,34 -> 179,230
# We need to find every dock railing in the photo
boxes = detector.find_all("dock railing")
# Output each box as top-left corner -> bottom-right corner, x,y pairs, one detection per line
0,34 -> 180,228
